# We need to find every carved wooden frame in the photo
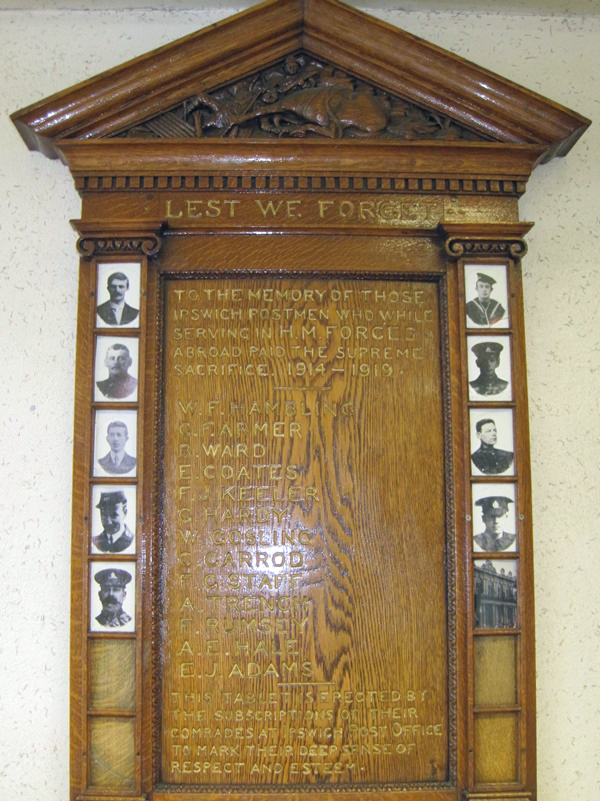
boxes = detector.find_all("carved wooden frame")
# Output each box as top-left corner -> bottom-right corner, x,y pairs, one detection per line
11,2 -> 589,801
151,264 -> 460,799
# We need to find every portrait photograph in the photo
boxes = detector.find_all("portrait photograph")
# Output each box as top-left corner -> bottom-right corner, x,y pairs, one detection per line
91,485 -> 136,555
470,408 -> 515,477
90,561 -> 135,632
96,262 -> 141,329
94,336 -> 139,402
474,558 -> 518,629
467,335 -> 512,401
93,409 -> 137,478
464,263 -> 509,329
472,483 -> 517,553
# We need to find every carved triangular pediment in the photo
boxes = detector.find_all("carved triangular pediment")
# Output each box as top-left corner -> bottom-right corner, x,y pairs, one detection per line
113,52 -> 486,143
11,0 -> 589,164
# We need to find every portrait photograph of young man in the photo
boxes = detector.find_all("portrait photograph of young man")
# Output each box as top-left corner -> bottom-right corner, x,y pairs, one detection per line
96,263 -> 141,328
464,264 -> 509,329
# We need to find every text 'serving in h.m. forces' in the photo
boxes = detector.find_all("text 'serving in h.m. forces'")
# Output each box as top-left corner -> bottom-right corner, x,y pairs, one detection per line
161,278 -> 448,785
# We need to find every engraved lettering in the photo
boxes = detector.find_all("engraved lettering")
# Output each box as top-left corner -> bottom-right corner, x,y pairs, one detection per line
162,277 -> 445,785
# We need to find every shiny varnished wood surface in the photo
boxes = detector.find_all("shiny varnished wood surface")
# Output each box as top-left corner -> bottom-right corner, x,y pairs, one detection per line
160,275 -> 448,786
9,2 -> 572,799
11,0 -> 589,162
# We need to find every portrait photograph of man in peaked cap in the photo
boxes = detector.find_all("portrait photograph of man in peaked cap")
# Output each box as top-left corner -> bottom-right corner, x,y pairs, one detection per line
470,409 -> 514,476
92,490 -> 135,554
464,264 -> 509,329
96,263 -> 140,328
90,564 -> 135,631
473,495 -> 516,552
468,336 -> 512,401
94,339 -> 138,401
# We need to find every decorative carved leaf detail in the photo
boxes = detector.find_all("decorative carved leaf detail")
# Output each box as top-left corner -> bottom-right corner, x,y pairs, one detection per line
114,53 -> 486,142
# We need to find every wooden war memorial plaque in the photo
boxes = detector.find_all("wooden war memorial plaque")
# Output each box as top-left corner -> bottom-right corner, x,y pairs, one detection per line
10,1 -> 590,800
161,276 -> 448,785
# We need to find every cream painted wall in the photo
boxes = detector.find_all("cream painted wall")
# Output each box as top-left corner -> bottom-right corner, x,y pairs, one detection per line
0,6 -> 598,801
3,0 -> 600,13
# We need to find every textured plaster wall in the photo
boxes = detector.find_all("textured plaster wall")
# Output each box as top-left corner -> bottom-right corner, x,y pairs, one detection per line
0,6 -> 598,801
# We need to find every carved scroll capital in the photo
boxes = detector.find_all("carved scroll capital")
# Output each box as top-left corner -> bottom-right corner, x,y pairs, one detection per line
72,220 -> 166,260
439,223 -> 533,262
444,237 -> 527,260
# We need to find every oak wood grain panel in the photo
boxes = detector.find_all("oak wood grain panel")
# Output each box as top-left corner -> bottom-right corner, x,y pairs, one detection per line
473,637 -> 517,708
89,640 -> 136,712
89,717 -> 136,788
159,274 -> 448,788
474,713 -> 518,785
161,231 -> 442,276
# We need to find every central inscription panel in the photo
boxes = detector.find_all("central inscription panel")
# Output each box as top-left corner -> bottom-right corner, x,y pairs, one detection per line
161,275 -> 449,787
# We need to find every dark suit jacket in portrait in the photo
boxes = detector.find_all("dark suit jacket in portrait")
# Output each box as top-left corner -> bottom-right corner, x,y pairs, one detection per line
471,444 -> 514,475
93,525 -> 135,553
96,301 -> 139,326
98,451 -> 137,475
96,374 -> 138,400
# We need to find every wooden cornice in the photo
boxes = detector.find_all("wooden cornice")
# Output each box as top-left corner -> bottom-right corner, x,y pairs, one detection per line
302,0 -> 589,162
11,0 -> 590,165
57,140 -> 545,182
12,0 -> 306,159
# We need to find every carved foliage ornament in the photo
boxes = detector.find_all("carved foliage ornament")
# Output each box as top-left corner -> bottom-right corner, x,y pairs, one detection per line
116,53 -> 487,142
